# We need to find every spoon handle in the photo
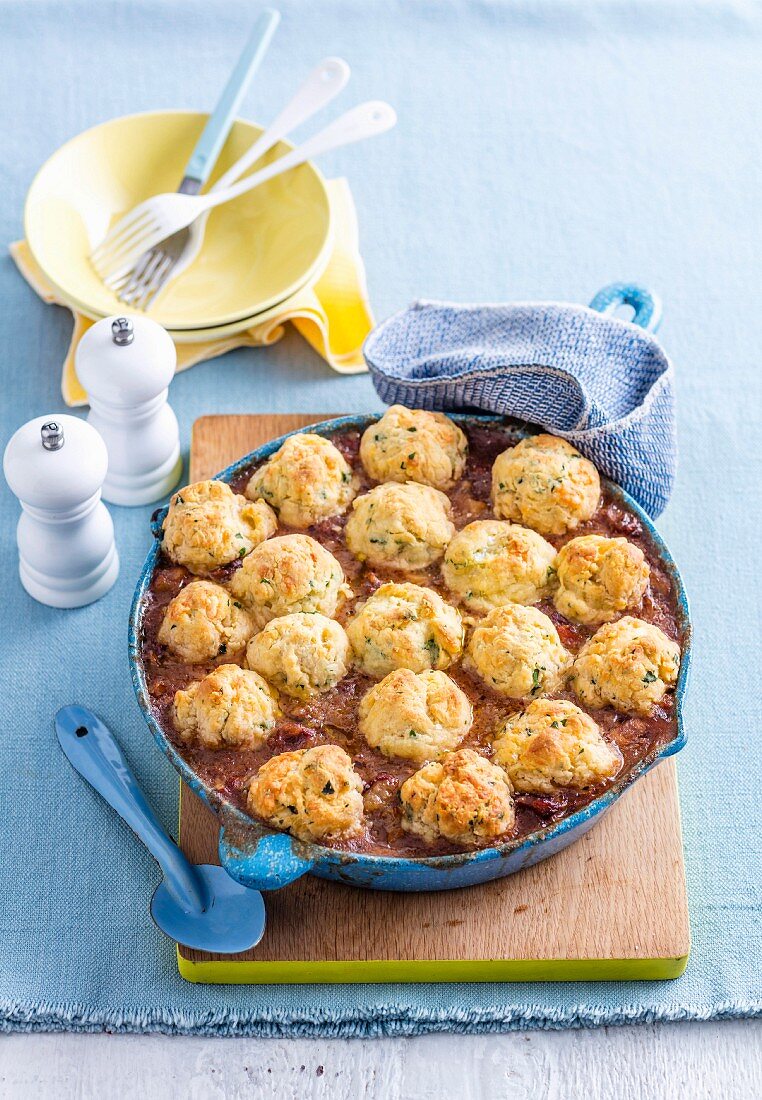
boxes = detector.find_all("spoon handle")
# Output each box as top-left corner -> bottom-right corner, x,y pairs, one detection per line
55,705 -> 207,914
184,8 -> 280,186
209,57 -> 350,193
199,100 -> 396,210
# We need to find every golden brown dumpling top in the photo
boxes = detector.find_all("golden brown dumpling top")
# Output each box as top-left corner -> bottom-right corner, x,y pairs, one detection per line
346,581 -> 464,679
173,664 -> 279,750
569,616 -> 680,716
230,533 -> 349,629
492,433 -> 600,536
157,580 -> 255,664
360,405 -> 467,490
464,603 -> 572,700
442,520 -> 557,611
553,534 -> 649,625
247,745 -> 364,843
493,698 -> 621,793
399,749 -> 515,845
246,433 -> 357,527
162,479 -> 276,574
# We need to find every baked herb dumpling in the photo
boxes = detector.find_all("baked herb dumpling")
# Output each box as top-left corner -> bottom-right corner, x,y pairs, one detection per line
493,698 -> 621,792
345,481 -> 455,571
161,479 -> 277,574
141,409 -> 685,859
346,581 -> 464,679
230,534 -> 349,629
245,433 -> 357,527
569,616 -> 680,716
442,519 -> 557,611
360,405 -> 467,490
358,668 -> 473,763
245,612 -> 351,700
157,580 -> 255,664
247,745 -> 364,843
399,749 -> 515,845
492,433 -> 600,536
173,664 -> 279,750
553,534 -> 649,625
464,603 -> 572,700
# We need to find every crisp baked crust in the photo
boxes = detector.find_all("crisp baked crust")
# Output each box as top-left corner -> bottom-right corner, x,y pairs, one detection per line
142,415 -> 683,857
492,433 -> 600,536
553,534 -> 650,625
360,405 -> 467,489
442,519 -> 557,611
358,668 -> 473,764
173,664 -> 279,750
162,479 -> 276,574
493,698 -> 622,792
569,616 -> 680,716
245,433 -> 357,527
157,580 -> 255,664
247,744 -> 364,842
400,749 -> 515,844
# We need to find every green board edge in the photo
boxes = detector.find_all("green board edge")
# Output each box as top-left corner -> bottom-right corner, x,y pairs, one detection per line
177,949 -> 690,985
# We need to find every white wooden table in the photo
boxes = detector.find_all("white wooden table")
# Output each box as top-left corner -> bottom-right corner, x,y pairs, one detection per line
2,1021 -> 759,1098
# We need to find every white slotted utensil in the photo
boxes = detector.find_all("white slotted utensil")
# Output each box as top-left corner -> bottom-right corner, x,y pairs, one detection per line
115,56 -> 351,308
93,100 -> 396,284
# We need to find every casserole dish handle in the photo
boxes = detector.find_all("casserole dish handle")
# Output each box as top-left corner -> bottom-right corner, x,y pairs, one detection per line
218,824 -> 315,891
588,282 -> 662,332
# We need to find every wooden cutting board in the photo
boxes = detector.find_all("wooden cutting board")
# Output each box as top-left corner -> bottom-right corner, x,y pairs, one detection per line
177,414 -> 690,984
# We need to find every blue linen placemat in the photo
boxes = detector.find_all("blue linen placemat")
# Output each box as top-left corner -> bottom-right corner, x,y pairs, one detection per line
0,0 -> 760,1035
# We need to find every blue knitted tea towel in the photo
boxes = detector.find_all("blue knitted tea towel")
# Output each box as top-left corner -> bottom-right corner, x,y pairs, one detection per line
363,286 -> 676,516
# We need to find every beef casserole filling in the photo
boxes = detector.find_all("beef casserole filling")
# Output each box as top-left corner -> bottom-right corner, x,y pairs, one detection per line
139,418 -> 684,858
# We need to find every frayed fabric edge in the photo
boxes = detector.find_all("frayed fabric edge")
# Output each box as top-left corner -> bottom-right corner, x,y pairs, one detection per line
1,999 -> 760,1038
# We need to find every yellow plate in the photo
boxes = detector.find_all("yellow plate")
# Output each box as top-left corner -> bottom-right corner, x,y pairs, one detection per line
48,249 -> 331,345
24,110 -> 332,330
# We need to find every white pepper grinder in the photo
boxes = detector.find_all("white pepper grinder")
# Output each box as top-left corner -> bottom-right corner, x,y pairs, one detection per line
3,415 -> 119,608
75,315 -> 183,506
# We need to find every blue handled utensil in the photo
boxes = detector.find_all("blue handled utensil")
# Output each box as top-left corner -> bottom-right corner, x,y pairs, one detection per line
55,705 -> 266,953
118,7 -> 280,306
184,8 -> 280,189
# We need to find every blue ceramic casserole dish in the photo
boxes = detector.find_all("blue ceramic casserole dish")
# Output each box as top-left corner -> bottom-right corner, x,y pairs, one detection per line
129,412 -> 691,893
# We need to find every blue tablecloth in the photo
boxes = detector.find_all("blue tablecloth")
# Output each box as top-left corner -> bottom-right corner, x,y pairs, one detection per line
1,0 -> 760,1035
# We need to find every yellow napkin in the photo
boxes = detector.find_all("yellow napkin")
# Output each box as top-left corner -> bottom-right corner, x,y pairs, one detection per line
11,178 -> 371,407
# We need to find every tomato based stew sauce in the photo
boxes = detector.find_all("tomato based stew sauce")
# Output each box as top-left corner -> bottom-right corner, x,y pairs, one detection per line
139,422 -> 684,858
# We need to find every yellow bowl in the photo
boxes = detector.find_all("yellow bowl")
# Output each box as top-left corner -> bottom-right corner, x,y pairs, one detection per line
56,283 -> 325,345
24,110 -> 332,330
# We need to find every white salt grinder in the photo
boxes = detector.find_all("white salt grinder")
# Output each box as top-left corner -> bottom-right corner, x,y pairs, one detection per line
75,315 -> 183,506
3,415 -> 119,608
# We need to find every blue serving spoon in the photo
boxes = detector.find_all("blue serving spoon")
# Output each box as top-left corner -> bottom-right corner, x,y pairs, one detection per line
55,705 -> 266,953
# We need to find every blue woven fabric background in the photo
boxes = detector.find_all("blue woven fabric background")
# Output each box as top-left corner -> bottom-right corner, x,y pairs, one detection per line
0,0 -> 760,1035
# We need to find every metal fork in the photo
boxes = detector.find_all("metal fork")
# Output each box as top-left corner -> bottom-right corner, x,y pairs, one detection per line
92,102 -> 397,286
114,56 -> 351,311
112,8 -> 280,309
115,177 -> 201,309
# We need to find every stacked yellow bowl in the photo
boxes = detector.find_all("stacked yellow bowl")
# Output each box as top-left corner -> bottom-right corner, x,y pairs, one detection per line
24,111 -> 333,343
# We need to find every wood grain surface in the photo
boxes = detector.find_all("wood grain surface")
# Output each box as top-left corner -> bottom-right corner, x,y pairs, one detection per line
177,414 -> 690,976
6,1022 -> 762,1100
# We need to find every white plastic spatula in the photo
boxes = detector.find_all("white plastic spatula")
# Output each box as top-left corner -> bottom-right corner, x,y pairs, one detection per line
92,99 -> 396,285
